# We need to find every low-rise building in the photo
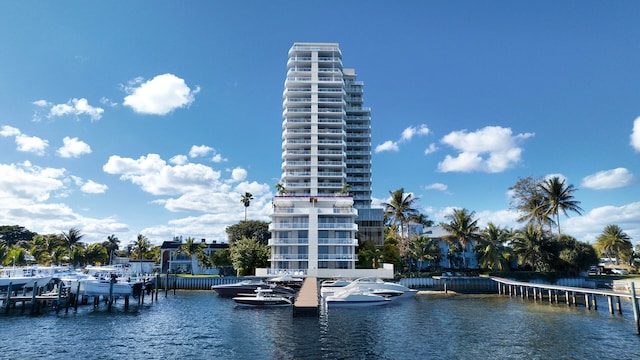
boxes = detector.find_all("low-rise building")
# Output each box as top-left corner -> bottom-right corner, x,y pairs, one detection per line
159,237 -> 228,274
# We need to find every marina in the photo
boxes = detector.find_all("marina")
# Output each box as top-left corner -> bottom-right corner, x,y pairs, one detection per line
2,290 -> 640,359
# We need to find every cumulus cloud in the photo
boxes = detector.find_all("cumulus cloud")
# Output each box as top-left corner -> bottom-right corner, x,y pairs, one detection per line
123,73 -> 200,115
0,125 -> 21,137
212,153 -> 227,163
424,143 -> 437,155
375,124 -> 431,153
438,126 -> 534,173
582,168 -> 634,190
189,145 -> 213,158
16,134 -> 49,155
230,167 -> 248,182
0,162 -> 66,202
401,124 -> 430,141
57,137 -> 92,158
102,152 -> 273,242
565,202 -> 640,243
1,126 -> 48,155
375,140 -> 399,153
47,98 -> 104,121
170,155 -> 189,165
80,180 -> 108,194
631,116 -> 640,152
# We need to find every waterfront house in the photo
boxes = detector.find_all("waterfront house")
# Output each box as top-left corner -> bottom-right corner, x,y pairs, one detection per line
159,237 -> 228,274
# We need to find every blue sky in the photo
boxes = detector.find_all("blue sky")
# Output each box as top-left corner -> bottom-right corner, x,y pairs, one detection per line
1,1 -> 639,246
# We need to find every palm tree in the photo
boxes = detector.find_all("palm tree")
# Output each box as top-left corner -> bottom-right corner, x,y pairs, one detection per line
595,224 -> 633,265
61,228 -> 84,266
275,183 -> 286,195
382,188 -> 419,238
132,234 -> 150,261
441,208 -> 480,269
477,223 -> 511,272
538,176 -> 583,235
240,192 -> 254,221
511,224 -> 554,272
103,234 -> 120,265
179,237 -> 206,274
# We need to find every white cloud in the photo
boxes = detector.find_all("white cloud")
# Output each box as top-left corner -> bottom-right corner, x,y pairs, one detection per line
438,126 -> 534,173
15,134 -> 49,155
80,180 -> 108,194
230,167 -> 248,182
48,98 -> 104,121
32,100 -> 51,107
123,73 -> 200,115
565,202 -> 640,243
401,124 -> 430,142
375,140 -> 399,153
0,162 -> 66,202
424,183 -> 448,192
57,136 -> 92,158
0,125 -> 21,137
170,155 -> 189,165
100,97 -> 118,107
582,168 -> 634,190
631,116 -> 640,152
102,153 -> 273,234
212,153 -> 227,163
376,124 -> 431,153
103,154 -> 221,196
424,143 -> 437,155
189,145 -> 213,158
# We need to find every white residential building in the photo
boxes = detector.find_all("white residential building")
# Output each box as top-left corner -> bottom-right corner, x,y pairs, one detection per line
264,42 -> 386,278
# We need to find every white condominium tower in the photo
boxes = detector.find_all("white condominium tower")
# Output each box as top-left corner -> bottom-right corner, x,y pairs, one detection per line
268,42 -> 383,278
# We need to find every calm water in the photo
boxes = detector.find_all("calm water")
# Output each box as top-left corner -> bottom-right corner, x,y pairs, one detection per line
1,291 -> 640,359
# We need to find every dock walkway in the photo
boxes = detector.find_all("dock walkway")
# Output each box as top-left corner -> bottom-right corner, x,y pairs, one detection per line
293,277 -> 319,317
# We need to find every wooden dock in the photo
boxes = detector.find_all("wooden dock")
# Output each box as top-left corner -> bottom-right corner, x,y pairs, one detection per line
293,277 -> 319,317
492,277 -> 640,334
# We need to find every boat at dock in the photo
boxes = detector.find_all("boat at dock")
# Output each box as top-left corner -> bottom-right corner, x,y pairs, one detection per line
232,287 -> 293,307
321,276 -> 416,300
324,288 -> 392,307
212,279 -> 297,298
0,266 -> 53,292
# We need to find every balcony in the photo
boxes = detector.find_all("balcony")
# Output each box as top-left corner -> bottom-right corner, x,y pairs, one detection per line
269,238 -> 309,245
318,238 -> 358,245
271,254 -> 309,260
268,223 -> 310,231
317,223 -> 358,230
317,254 -> 357,261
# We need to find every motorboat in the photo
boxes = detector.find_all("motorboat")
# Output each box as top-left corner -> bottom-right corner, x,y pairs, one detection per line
58,266 -> 135,297
320,278 -> 352,296
212,279 -> 297,298
0,266 -> 53,292
321,277 -> 416,300
324,288 -> 391,307
268,274 -> 303,289
232,287 -> 293,307
79,276 -> 133,297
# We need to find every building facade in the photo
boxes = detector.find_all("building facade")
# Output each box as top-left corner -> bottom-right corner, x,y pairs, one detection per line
267,43 -> 384,278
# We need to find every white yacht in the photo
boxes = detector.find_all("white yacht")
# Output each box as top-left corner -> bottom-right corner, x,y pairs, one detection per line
324,288 -> 391,307
321,277 -> 417,300
232,287 -> 293,307
0,266 -> 53,292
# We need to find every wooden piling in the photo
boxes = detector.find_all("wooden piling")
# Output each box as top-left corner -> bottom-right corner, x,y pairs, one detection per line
630,282 -> 639,335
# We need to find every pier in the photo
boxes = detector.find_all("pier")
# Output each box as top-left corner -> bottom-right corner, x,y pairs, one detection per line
492,277 -> 640,334
293,277 -> 319,317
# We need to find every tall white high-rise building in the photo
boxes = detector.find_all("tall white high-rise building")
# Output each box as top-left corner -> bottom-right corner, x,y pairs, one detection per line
268,43 -> 383,278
